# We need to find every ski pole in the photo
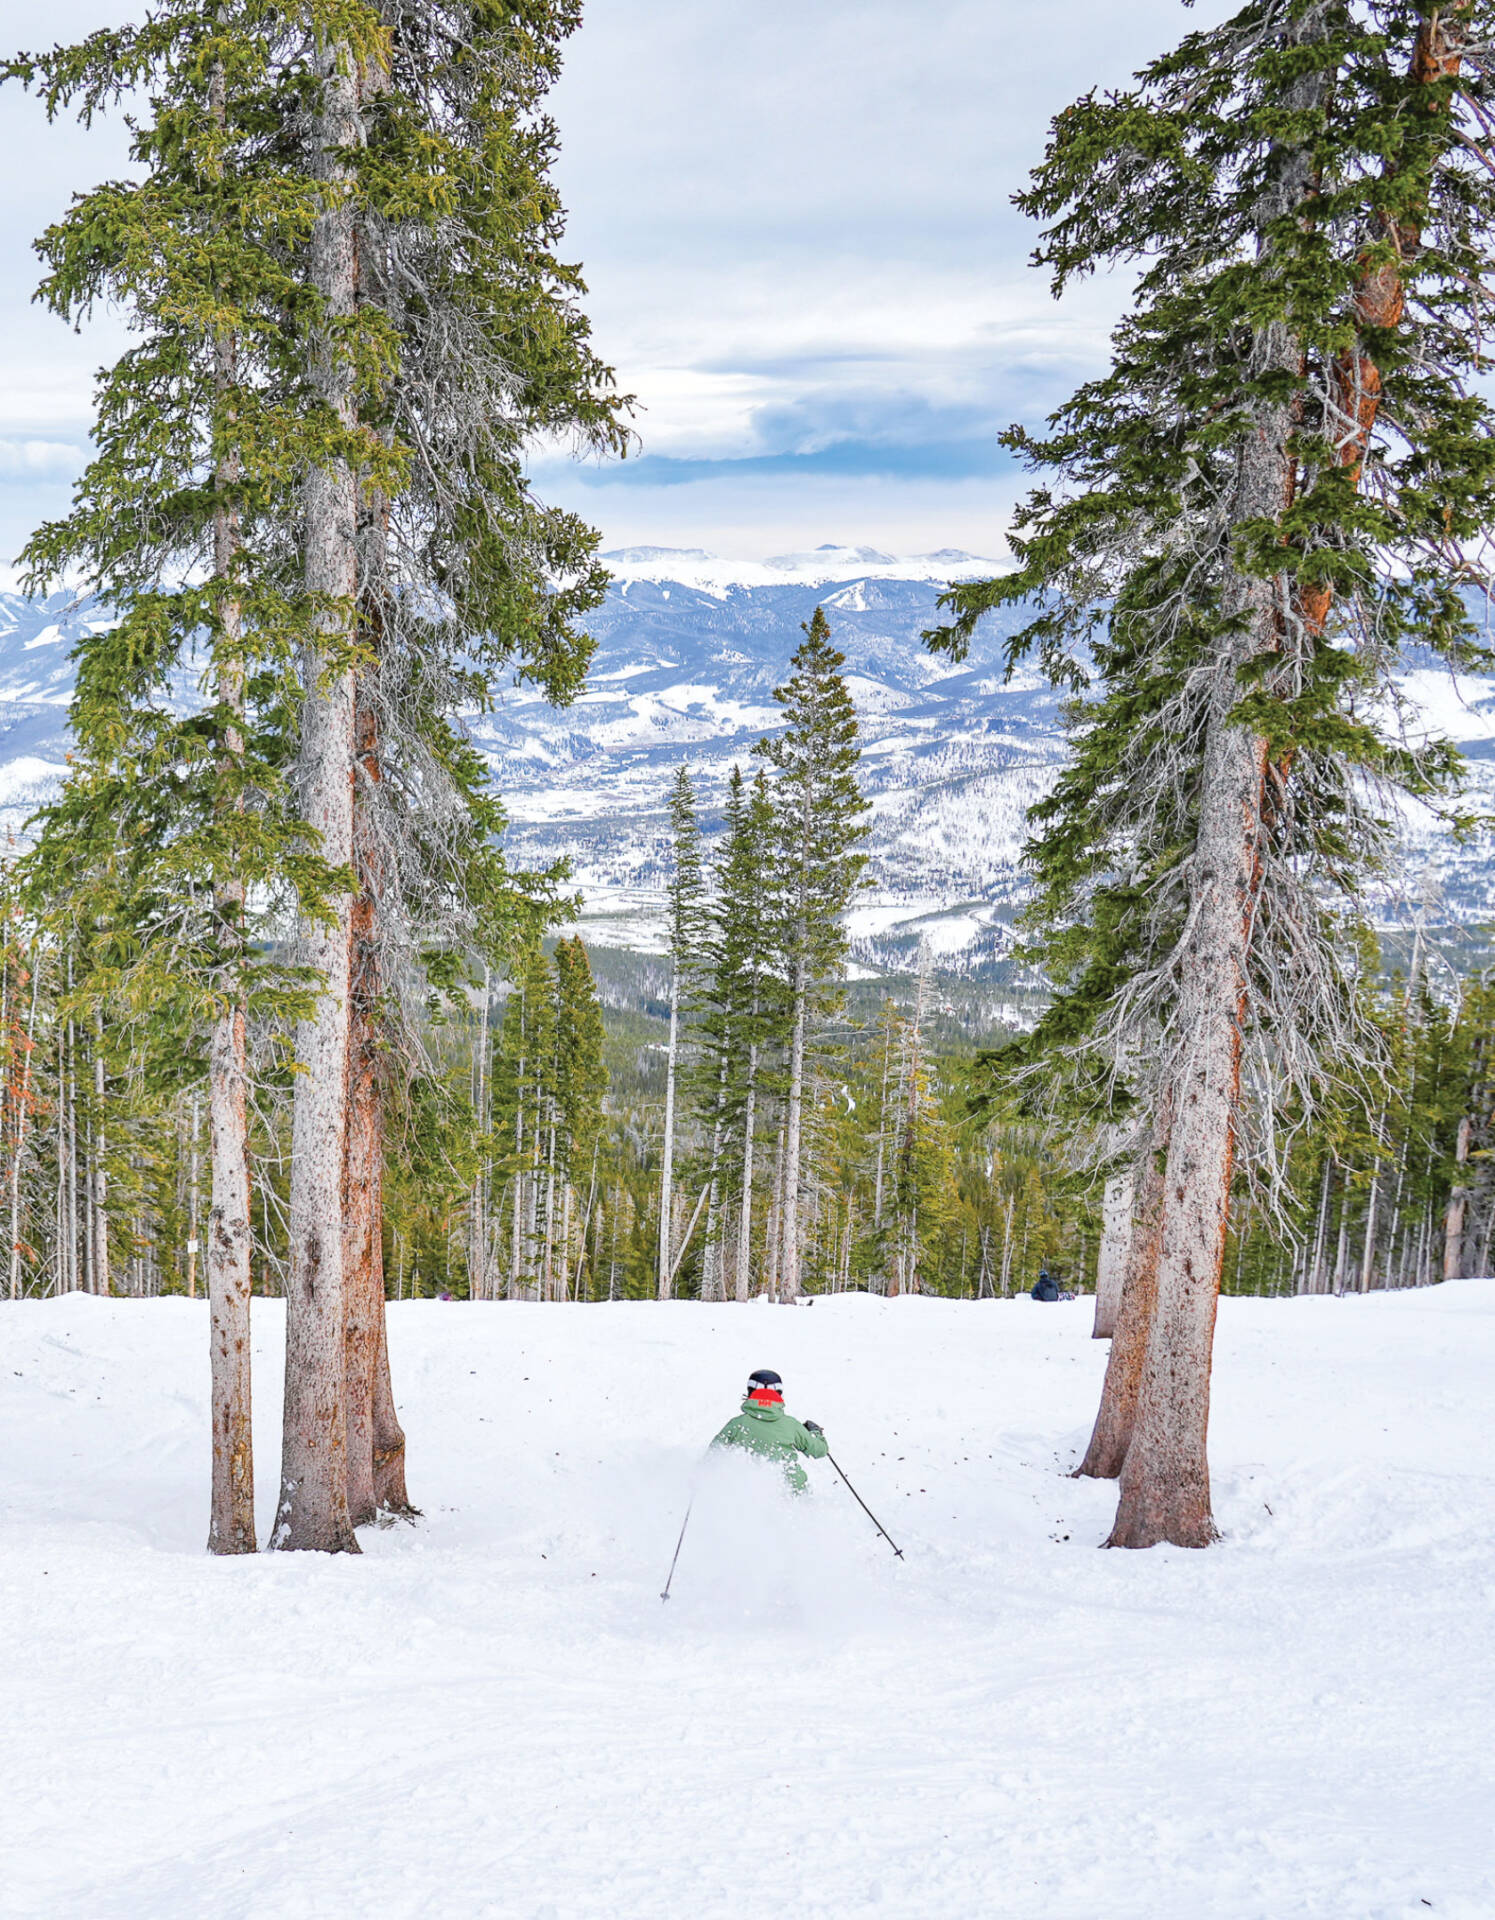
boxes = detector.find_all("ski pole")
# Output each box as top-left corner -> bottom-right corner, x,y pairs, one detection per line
660,1500 -> 693,1602
827,1452 -> 904,1559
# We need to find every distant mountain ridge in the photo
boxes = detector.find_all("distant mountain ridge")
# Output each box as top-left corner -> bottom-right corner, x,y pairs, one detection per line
492,547 -> 1061,970
5,547 -> 1495,975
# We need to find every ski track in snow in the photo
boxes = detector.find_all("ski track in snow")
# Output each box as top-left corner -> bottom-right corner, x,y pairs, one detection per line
2,1288 -> 1493,1920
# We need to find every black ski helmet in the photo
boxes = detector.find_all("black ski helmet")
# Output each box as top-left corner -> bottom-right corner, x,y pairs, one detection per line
747,1368 -> 783,1396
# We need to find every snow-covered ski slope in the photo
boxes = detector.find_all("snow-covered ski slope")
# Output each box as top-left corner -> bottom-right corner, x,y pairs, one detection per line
3,1285 -> 1492,1919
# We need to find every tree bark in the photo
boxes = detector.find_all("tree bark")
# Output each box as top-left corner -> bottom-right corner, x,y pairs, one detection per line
1107,399 -> 1287,1541
206,239 -> 255,1551
1108,683 -> 1272,1545
1092,1167 -> 1134,1338
207,992 -> 255,1552
274,37 -> 361,1554
1109,470 -> 1285,1540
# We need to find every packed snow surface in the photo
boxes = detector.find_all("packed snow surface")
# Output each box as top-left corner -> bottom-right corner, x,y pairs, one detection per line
3,1287 -> 1493,1919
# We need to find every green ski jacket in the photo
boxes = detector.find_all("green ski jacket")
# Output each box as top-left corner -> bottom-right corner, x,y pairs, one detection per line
711,1398 -> 828,1492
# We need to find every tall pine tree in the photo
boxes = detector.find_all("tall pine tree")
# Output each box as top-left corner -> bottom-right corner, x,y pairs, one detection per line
755,608 -> 869,1299
930,0 -> 1495,1544
9,0 -> 625,1549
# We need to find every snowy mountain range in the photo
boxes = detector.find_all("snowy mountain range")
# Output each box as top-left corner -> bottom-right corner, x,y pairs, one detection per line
4,543 -> 1495,975
489,545 -> 1065,973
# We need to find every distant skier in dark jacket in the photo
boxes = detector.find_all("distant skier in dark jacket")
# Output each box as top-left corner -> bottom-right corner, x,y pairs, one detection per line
1032,1268 -> 1060,1302
711,1368 -> 828,1492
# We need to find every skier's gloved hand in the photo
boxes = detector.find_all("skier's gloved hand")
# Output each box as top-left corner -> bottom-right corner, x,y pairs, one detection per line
803,1420 -> 823,1434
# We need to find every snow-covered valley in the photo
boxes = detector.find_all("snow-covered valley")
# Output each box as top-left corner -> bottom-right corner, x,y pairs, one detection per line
3,1284 -> 1493,1919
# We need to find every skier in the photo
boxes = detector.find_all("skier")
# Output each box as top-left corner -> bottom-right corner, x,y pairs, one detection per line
1031,1267 -> 1060,1302
710,1368 -> 828,1492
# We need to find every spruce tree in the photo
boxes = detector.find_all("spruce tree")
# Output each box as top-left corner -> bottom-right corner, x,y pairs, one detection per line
754,608 -> 869,1298
929,0 -> 1495,1544
9,0 -> 625,1548
7,1 -> 341,1551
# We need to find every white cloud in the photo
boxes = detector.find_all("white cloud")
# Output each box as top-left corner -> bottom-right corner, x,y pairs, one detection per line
0,0 -> 1239,557
0,438 -> 85,479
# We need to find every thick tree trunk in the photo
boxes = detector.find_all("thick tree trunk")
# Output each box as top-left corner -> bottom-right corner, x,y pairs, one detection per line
1092,1167 -> 1135,1338
1108,358 -> 1292,1542
1109,663 -> 1274,1546
1110,633 -> 1274,1543
206,276 -> 254,1553
274,40 -> 361,1554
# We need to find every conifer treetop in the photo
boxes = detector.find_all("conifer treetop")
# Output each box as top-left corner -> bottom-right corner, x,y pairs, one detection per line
926,0 -> 1495,1159
756,606 -> 870,990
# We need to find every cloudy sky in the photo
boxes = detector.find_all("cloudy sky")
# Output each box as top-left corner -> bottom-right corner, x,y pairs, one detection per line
0,0 -> 1233,574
